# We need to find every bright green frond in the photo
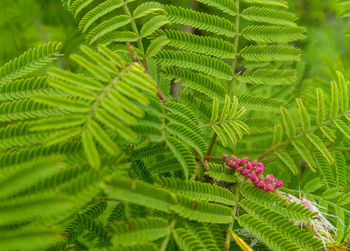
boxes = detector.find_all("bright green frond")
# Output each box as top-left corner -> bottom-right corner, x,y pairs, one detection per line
0,42 -> 62,84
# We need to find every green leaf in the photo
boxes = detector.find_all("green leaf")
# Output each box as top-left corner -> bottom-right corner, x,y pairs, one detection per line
296,98 -> 310,131
272,124 -> 283,146
146,36 -> 170,58
281,107 -> 295,137
316,88 -> 325,125
275,149 -> 298,175
166,136 -> 196,179
141,15 -> 169,37
87,120 -> 119,155
291,140 -> 317,172
106,177 -> 177,212
306,133 -> 333,164
82,129 -> 100,168
330,81 -> 339,118
110,217 -> 170,245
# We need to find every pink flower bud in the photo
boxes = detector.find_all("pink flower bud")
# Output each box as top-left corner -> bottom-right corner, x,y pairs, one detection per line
237,167 -> 242,172
246,163 -> 252,169
236,159 -> 241,164
249,172 -> 257,180
256,167 -> 264,174
223,154 -> 228,158
253,179 -> 259,185
257,181 -> 265,188
231,155 -> 237,159
264,185 -> 274,192
251,161 -> 258,166
264,177 -> 272,183
227,160 -> 234,167
275,180 -> 284,188
243,169 -> 250,175
241,157 -> 249,163
257,162 -> 264,167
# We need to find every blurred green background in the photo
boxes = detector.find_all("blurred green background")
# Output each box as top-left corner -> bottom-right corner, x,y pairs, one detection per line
1,0 -> 349,81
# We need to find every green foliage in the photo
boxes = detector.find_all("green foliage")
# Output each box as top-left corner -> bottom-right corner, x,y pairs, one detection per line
0,0 -> 349,250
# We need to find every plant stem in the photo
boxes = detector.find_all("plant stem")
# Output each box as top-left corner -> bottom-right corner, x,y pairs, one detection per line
122,1 -> 147,67
160,217 -> 177,251
228,0 -> 241,94
206,0 -> 241,156
225,183 -> 242,251
206,133 -> 217,156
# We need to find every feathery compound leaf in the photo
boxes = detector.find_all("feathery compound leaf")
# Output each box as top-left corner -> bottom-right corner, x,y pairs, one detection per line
240,200 -> 323,250
110,217 -> 169,245
0,42 -> 62,84
316,88 -> 325,126
173,228 -> 207,251
87,120 -> 120,155
0,156 -> 64,200
162,68 -> 226,98
238,94 -> 285,112
157,177 -> 235,206
239,215 -> 302,251
164,5 -> 236,37
275,149 -> 298,175
86,15 -> 131,45
272,124 -> 283,146
306,133 -> 333,164
206,163 -> 237,183
48,67 -> 104,90
34,95 -> 90,113
156,50 -> 233,80
82,129 -> 100,168
146,36 -> 170,58
0,99 -> 66,122
335,151 -> 347,190
133,1 -> 166,19
333,119 -> 350,140
197,0 -> 236,17
242,25 -> 306,43
166,136 -> 196,179
0,77 -> 54,102
241,186 -> 317,221
154,30 -> 236,59
281,107 -> 295,137
242,7 -> 297,27
242,0 -> 288,8
238,69 -> 297,85
296,98 -> 310,131
330,81 -> 339,118
0,193 -> 72,225
185,222 -> 222,251
106,177 -> 177,212
167,122 -> 207,158
171,195 -> 233,223
315,153 -> 336,189
95,31 -> 139,46
291,140 -> 317,172
240,45 -> 301,62
141,16 -> 170,38
336,71 -> 349,113
78,0 -> 125,33
0,228 -> 65,251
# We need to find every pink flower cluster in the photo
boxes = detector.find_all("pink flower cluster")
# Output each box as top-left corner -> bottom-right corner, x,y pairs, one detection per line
222,154 -> 283,192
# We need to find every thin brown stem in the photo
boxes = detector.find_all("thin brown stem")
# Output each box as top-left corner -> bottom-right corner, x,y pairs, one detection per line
206,133 -> 217,156
126,43 -> 168,104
